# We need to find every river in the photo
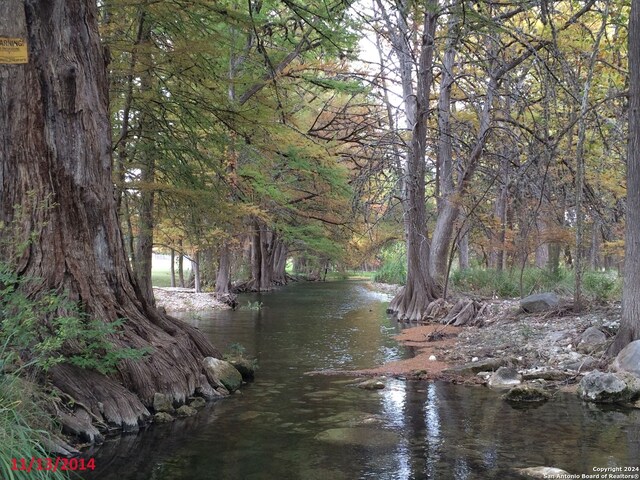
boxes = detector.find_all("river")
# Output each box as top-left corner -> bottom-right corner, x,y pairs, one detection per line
83,281 -> 640,479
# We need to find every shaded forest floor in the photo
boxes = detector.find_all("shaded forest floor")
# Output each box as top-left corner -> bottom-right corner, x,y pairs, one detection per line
361,282 -> 621,390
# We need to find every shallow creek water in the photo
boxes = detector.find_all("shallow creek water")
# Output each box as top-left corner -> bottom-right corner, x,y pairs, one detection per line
83,281 -> 640,479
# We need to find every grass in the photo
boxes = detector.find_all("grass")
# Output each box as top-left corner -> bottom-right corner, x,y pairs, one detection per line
0,372 -> 69,480
151,266 -> 191,288
325,270 -> 376,281
373,243 -> 406,285
449,267 -> 621,302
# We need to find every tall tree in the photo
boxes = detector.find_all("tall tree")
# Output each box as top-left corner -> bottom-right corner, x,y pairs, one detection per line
0,0 -> 219,431
610,0 -> 640,354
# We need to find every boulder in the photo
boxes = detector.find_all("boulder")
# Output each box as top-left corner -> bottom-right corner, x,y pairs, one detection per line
519,293 -> 559,313
356,378 -> 385,390
230,357 -> 256,381
561,355 -> 598,372
176,405 -> 198,418
203,357 -> 243,392
488,366 -> 522,389
516,467 -> 571,479
577,327 -> 607,354
153,412 -> 175,423
503,385 -> 551,403
578,371 -> 634,403
196,374 -> 226,400
613,340 -> 640,378
153,392 -> 175,413
188,397 -> 207,409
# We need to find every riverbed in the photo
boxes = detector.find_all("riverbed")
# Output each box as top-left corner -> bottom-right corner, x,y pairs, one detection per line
82,281 -> 640,479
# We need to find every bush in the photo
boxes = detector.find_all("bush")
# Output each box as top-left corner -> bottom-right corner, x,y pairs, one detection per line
374,243 -> 406,285
582,270 -> 621,303
450,266 -> 620,302
0,356 -> 68,480
0,262 -> 149,374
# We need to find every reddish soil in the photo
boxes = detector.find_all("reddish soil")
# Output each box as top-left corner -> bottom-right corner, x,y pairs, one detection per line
357,324 -> 461,380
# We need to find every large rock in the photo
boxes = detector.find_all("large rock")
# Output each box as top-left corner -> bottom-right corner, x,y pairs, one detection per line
613,340 -> 640,378
176,405 -> 198,418
153,392 -> 175,413
488,366 -> 522,389
153,412 -> 175,423
520,293 -> 559,313
356,378 -> 385,390
203,357 -> 243,392
503,385 -> 551,403
230,357 -> 256,381
188,397 -> 206,409
578,371 -> 634,403
577,326 -> 607,354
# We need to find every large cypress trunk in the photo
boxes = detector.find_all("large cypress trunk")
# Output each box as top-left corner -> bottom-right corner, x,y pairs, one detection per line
610,0 -> 640,354
0,0 -> 220,432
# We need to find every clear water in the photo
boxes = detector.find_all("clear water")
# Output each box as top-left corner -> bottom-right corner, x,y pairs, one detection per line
82,281 -> 640,479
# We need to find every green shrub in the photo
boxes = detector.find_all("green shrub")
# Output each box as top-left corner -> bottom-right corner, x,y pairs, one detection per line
582,270 -> 621,303
450,266 -> 620,302
374,243 -> 406,285
0,349 -> 68,480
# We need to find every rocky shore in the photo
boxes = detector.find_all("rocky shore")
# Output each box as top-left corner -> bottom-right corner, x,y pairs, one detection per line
153,287 -> 231,312
360,283 -> 640,407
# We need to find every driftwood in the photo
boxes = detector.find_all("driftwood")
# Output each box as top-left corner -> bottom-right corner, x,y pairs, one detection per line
442,299 -> 489,326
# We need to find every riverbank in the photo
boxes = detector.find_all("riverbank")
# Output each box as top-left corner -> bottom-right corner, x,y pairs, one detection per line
154,287 -> 231,312
363,282 -> 621,389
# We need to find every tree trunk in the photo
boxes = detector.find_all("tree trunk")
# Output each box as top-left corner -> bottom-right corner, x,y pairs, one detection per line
610,0 -> 640,354
387,4 -> 441,321
215,242 -> 232,294
193,250 -> 201,293
178,239 -> 185,287
131,14 -> 155,306
0,0 -> 219,433
170,248 -> 176,288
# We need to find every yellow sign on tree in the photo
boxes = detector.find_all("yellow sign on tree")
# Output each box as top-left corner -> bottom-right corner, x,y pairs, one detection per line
0,37 -> 28,64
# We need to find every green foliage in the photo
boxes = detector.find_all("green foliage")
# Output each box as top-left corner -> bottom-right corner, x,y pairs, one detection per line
227,343 -> 246,357
240,301 -> 263,311
0,262 -> 149,375
374,243 -> 406,285
449,267 -> 621,302
0,373 -> 69,480
582,271 -> 621,304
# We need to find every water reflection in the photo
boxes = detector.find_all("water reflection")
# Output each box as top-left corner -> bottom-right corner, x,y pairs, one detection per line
82,281 -> 640,480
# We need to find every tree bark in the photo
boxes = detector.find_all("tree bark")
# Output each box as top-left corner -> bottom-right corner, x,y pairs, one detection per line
0,0 -> 219,432
131,13 -> 155,306
214,242 -> 232,294
610,0 -> 640,354
387,3 -> 441,321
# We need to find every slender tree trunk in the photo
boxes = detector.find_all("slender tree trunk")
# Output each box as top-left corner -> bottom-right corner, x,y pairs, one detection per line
170,248 -> 176,288
132,27 -> 156,306
215,242 -> 232,294
0,0 -> 220,433
610,0 -> 640,354
387,4 -> 440,321
178,239 -> 185,288
193,250 -> 201,293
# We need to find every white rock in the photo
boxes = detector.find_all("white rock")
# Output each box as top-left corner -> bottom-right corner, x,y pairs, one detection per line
471,357 -> 479,362
428,355 -> 437,361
